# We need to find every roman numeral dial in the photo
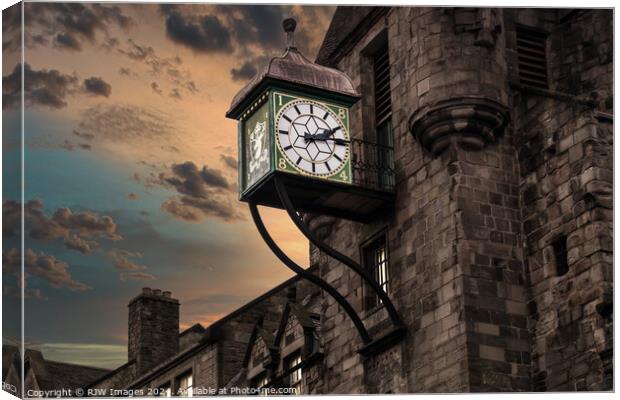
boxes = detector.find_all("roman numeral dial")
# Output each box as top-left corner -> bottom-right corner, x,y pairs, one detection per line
276,99 -> 350,178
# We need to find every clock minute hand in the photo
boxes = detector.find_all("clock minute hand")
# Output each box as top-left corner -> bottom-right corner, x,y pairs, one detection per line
326,137 -> 349,145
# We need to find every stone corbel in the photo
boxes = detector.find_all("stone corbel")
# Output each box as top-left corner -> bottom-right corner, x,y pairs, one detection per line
452,8 -> 501,48
409,97 -> 509,156
474,9 -> 501,48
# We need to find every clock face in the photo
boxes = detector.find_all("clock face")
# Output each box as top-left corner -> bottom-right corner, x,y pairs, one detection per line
275,99 -> 350,177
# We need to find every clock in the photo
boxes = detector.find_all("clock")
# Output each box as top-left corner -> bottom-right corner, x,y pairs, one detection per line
275,99 -> 350,178
226,19 -> 394,221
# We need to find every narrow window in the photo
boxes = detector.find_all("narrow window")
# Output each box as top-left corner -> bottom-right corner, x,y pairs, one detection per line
362,233 -> 389,310
284,316 -> 299,345
251,372 -> 268,389
175,370 -> 193,397
516,26 -> 549,89
552,235 -> 569,276
372,43 -> 394,188
157,382 -> 172,397
251,339 -> 267,368
287,353 -> 303,395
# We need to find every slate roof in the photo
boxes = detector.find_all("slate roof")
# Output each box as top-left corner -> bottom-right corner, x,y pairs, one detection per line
179,323 -> 205,337
2,345 -> 20,380
315,6 -> 390,67
23,349 -> 110,391
227,46 -> 359,118
38,360 -> 110,391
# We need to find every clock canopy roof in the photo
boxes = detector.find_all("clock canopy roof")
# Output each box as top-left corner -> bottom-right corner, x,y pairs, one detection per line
226,18 -> 360,119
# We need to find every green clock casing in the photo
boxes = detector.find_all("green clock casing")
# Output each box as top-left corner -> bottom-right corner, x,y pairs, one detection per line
238,90 -> 353,199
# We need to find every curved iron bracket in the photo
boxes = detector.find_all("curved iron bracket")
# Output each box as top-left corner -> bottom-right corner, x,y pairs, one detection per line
248,202 -> 372,344
273,176 -> 405,328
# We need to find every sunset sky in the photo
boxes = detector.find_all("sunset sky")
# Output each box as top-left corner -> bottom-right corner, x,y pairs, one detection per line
2,3 -> 335,368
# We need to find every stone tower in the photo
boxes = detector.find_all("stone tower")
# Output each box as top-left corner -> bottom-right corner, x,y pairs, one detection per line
128,288 -> 180,375
310,7 -> 612,393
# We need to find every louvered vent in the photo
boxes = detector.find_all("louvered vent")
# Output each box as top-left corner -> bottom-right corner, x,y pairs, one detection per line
373,46 -> 392,125
516,27 -> 549,89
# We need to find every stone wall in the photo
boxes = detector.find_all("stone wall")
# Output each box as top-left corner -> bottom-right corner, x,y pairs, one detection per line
506,8 -> 613,392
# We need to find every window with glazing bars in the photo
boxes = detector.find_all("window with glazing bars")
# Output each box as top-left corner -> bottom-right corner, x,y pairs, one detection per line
363,234 -> 389,310
373,44 -> 394,188
516,26 -> 548,89
287,353 -> 303,395
175,370 -> 193,397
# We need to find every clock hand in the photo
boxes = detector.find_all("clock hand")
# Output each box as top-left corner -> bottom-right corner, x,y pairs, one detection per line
304,128 -> 334,141
330,138 -> 349,145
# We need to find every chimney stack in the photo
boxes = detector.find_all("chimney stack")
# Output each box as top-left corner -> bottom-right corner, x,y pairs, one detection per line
128,288 -> 179,374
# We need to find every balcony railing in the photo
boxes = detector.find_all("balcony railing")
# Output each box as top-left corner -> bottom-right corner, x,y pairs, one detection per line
350,138 -> 395,192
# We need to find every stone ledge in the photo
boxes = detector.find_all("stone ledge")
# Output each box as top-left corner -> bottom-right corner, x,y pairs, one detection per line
358,326 -> 406,358
409,97 -> 509,156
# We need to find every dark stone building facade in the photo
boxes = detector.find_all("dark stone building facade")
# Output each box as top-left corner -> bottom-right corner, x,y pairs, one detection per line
10,6 -> 612,396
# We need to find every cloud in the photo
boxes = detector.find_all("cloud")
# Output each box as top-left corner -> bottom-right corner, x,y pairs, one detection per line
3,199 -> 122,255
160,199 -> 204,222
52,207 -> 122,240
74,103 -> 175,143
2,5 -> 21,52
3,285 -> 48,301
108,248 -> 156,281
163,196 -> 242,222
118,38 -> 155,61
4,248 -> 91,291
73,130 -> 95,140
162,161 -> 230,196
169,88 -> 182,99
84,77 -> 112,97
54,32 -> 82,51
217,5 -> 285,50
161,5 -> 285,54
164,11 -> 233,54
19,3 -> 134,52
3,63 -> 78,109
115,39 -> 198,97
108,248 -> 145,271
59,139 -> 93,152
3,63 -> 113,110
220,154 -> 237,170
156,161 -> 242,222
64,234 -> 96,254
120,271 -> 156,282
62,140 -> 76,151
230,62 -> 258,82
158,5 -> 334,86
151,82 -> 163,95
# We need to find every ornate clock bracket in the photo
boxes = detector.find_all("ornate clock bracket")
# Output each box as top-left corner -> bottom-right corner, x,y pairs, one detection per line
249,202 -> 372,344
249,176 -> 406,355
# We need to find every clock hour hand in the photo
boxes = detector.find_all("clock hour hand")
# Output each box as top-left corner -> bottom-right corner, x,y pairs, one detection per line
304,128 -> 334,141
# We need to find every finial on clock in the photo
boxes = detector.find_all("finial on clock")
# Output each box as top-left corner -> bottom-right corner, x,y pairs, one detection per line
283,18 -> 297,49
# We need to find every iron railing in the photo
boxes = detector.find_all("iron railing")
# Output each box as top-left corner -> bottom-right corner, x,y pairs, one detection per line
350,138 -> 395,191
